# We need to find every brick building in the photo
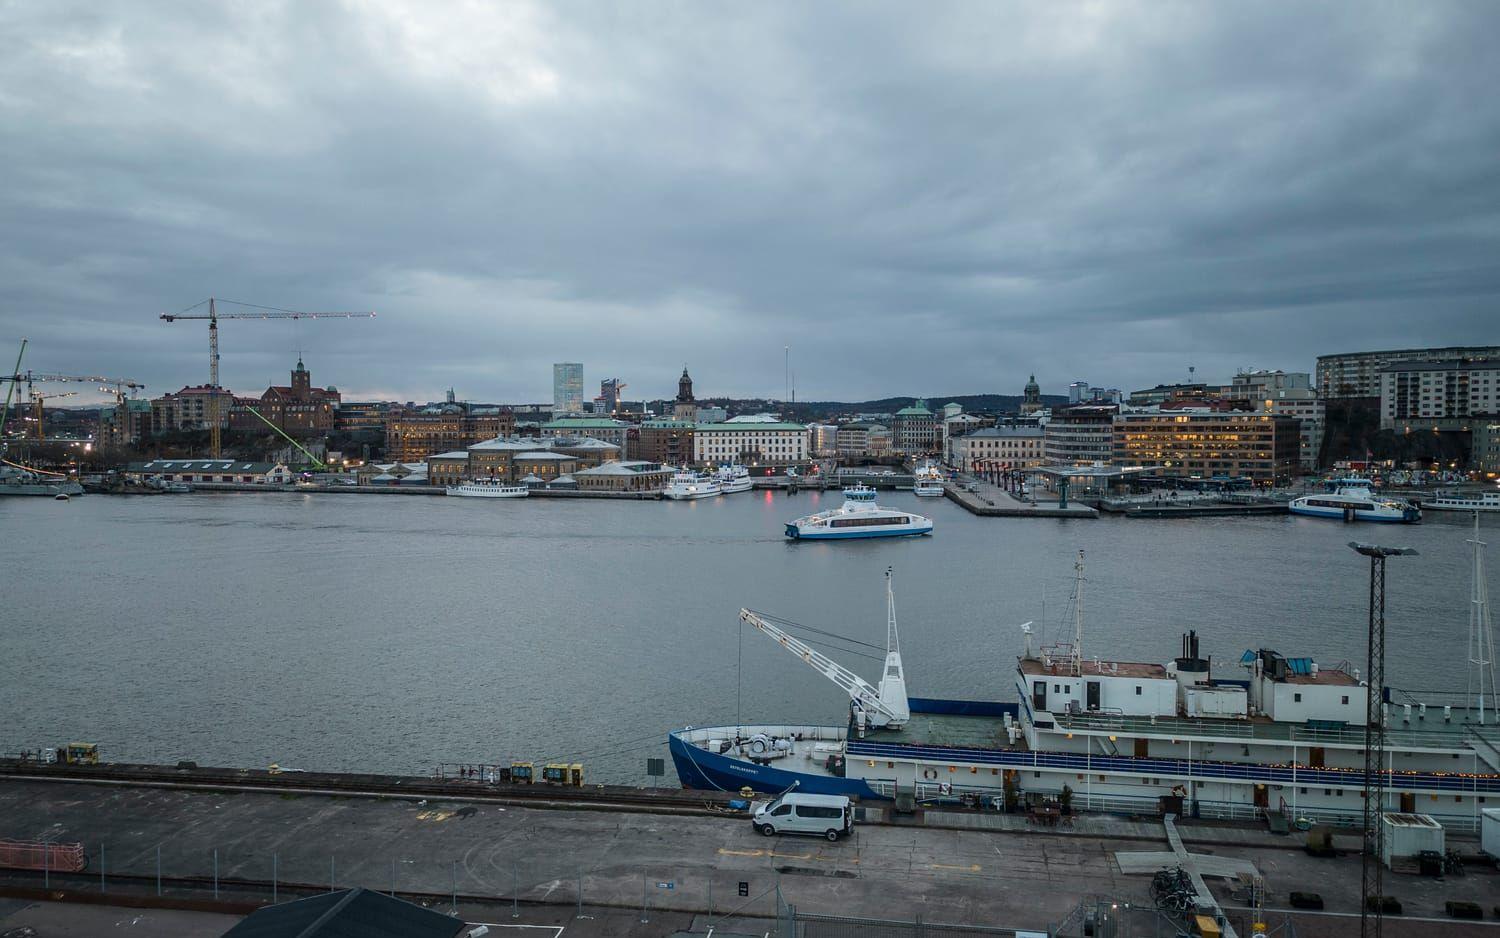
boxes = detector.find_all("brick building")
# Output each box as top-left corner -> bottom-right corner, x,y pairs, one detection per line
230,358 -> 340,438
385,404 -> 516,462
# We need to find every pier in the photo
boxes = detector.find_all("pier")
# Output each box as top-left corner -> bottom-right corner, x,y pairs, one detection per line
944,479 -> 1099,518
0,764 -> 1493,936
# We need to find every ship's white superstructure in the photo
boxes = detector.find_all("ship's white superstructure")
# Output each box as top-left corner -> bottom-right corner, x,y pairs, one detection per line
912,463 -> 944,497
446,479 -> 529,498
663,470 -> 722,500
715,464 -> 753,494
785,486 -> 932,539
1290,478 -> 1420,523
1424,490 -> 1500,512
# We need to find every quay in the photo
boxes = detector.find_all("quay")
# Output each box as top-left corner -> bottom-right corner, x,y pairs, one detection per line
1097,497 -> 1290,519
944,478 -> 1099,518
4,764 -> 1492,935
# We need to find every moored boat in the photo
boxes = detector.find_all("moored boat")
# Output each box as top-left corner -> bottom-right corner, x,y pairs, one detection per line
663,470 -> 722,500
714,464 -> 753,494
785,486 -> 932,539
1289,478 -> 1419,523
1422,489 -> 1500,512
446,479 -> 529,498
912,463 -> 944,497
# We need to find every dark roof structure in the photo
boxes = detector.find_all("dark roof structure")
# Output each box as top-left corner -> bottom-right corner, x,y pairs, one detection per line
221,887 -> 465,938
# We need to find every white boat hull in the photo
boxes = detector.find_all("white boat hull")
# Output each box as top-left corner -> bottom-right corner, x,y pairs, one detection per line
446,483 -> 528,498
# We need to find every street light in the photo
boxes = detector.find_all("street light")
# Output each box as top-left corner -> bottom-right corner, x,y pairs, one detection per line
1346,540 -> 1416,938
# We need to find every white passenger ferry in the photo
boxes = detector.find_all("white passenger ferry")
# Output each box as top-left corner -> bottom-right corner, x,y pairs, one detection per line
663,470 -> 722,500
446,479 -> 528,498
671,555 -> 1500,831
1289,478 -> 1420,523
1423,490 -> 1500,513
715,465 -> 753,494
785,486 -> 933,540
912,463 -> 944,497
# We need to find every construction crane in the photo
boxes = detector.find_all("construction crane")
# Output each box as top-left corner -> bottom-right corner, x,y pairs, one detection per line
160,298 -> 376,458
0,339 -> 26,447
738,568 -> 910,736
2,371 -> 145,444
29,390 -> 77,442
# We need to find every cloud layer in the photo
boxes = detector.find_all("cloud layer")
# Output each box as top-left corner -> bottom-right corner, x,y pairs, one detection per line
1,2 -> 1495,404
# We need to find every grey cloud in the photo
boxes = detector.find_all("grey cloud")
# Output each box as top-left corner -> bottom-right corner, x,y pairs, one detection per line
0,1 -> 1495,405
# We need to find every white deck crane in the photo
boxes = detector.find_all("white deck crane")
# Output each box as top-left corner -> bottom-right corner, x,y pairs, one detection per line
739,568 -> 910,736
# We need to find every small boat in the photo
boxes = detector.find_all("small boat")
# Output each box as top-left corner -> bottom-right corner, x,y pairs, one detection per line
446,479 -> 529,498
54,493 -> 70,501
912,463 -> 944,497
785,485 -> 933,540
1289,478 -> 1419,523
1423,490 -> 1500,513
663,470 -> 722,500
714,464 -> 753,494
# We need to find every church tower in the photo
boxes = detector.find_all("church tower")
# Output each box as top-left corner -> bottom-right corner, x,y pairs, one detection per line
1020,374 -> 1042,415
292,357 -> 311,398
673,366 -> 698,421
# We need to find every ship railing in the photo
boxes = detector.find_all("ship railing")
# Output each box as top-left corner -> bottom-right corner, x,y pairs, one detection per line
1053,712 -> 1469,749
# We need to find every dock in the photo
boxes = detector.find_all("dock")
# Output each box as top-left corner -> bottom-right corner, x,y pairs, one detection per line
1,763 -> 1494,936
944,480 -> 1098,518
1097,497 -> 1289,519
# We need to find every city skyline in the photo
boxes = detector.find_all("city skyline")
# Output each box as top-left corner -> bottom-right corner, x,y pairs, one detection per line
1,3 -> 1494,403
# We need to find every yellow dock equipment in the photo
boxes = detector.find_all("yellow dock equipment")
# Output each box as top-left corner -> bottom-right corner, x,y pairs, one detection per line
1192,915 -> 1222,938
62,743 -> 98,765
569,763 -> 584,787
510,762 -> 533,783
542,763 -> 570,784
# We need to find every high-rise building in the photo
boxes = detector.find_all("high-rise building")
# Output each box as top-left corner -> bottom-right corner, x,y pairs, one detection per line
1068,381 -> 1090,404
1380,358 -> 1500,430
1316,347 -> 1500,399
1227,370 -> 1324,470
597,377 -> 625,415
553,363 -> 584,415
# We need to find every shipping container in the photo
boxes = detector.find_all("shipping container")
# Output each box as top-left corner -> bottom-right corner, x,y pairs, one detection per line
1482,807 -> 1500,860
1380,813 -> 1443,868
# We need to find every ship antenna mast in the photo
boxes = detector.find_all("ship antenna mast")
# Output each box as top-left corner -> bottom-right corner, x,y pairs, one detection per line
886,566 -> 899,658
1469,512 -> 1496,724
1073,549 -> 1085,676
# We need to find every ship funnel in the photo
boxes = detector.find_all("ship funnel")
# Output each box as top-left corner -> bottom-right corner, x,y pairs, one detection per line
1174,630 -> 1211,702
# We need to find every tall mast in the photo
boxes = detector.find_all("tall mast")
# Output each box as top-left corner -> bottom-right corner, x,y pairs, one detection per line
1073,549 -> 1085,676
209,297 -> 221,458
886,566 -> 899,658
1469,512 -> 1495,724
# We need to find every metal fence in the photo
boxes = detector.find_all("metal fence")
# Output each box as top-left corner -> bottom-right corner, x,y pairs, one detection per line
787,910 -> 1021,937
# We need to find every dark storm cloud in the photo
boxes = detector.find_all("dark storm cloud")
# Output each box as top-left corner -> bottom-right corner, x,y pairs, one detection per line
0,1 -> 1495,404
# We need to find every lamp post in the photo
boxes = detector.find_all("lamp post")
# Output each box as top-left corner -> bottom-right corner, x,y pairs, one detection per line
1347,541 -> 1416,938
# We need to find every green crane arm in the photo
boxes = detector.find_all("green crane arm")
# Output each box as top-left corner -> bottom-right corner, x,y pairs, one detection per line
0,338 -> 27,444
239,402 -> 328,471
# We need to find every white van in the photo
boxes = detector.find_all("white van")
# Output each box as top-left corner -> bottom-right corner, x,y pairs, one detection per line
751,793 -> 853,841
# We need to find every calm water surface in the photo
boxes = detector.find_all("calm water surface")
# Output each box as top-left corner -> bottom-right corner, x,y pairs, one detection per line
2,491 -> 1493,783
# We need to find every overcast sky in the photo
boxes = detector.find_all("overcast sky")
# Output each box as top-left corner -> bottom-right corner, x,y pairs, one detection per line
1,2 -> 1495,405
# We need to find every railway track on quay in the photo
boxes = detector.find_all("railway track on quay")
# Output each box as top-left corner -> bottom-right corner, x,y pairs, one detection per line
0,759 -> 735,816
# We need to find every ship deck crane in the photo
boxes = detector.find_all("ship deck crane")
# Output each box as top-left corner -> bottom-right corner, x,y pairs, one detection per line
160,298 -> 376,457
739,568 -> 910,735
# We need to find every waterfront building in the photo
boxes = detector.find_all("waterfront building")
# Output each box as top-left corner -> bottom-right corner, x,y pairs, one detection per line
1019,375 -> 1043,416
540,416 -> 630,451
574,460 -> 674,493
940,413 -> 985,463
1317,346 -> 1500,399
513,451 -> 578,482
1043,404 -> 1118,466
229,357 -> 340,439
1112,410 -> 1300,484
695,405 -> 728,424
632,419 -> 696,466
950,426 -> 1045,472
891,399 -> 937,453
335,401 -> 393,433
1473,422 -> 1500,474
835,421 -> 892,458
553,363 -> 585,415
125,459 -> 290,485
1380,358 -> 1500,431
672,367 -> 698,422
151,385 -> 236,431
1228,371 -> 1324,470
99,399 -> 153,447
426,450 -> 470,486
807,423 -> 838,457
385,404 -> 515,462
693,421 -> 808,467
1126,382 -> 1226,407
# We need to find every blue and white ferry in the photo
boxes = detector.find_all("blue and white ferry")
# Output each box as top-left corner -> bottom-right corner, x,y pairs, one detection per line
784,486 -> 933,540
670,557 -> 1500,830
1289,478 -> 1420,523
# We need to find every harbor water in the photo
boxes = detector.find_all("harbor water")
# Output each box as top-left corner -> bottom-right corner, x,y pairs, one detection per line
2,490 -> 1495,783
